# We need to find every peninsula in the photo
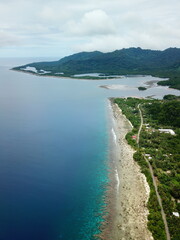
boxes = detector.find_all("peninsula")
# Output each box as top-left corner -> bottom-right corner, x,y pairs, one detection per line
12,47 -> 180,90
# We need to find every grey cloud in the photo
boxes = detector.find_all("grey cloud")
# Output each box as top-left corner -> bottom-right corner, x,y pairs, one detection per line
66,10 -> 116,36
0,0 -> 179,56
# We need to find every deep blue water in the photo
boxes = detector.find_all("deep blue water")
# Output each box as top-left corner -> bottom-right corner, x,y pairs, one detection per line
0,58 -> 179,240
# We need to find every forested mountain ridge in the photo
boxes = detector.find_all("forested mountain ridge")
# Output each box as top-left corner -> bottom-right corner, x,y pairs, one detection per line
13,47 -> 180,89
14,47 -> 180,73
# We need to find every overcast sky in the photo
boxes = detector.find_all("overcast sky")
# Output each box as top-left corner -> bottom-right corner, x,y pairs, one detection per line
1,0 -> 180,58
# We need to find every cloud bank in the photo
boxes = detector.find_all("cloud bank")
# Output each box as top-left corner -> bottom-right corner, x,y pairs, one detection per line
0,0 -> 179,57
66,10 -> 116,36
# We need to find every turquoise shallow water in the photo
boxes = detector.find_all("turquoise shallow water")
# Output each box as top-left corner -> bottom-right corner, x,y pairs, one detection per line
0,58 -> 179,240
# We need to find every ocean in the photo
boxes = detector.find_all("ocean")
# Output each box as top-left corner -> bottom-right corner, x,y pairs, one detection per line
0,58 -> 179,240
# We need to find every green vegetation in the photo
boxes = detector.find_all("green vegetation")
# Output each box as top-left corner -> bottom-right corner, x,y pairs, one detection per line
134,150 -> 167,240
145,100 -> 180,127
157,73 -> 180,90
114,97 -> 141,149
13,47 -> 180,90
163,94 -> 180,100
72,76 -> 115,80
138,86 -> 147,91
114,96 -> 180,240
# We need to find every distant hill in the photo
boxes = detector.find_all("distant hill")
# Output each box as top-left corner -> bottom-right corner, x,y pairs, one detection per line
13,47 -> 180,89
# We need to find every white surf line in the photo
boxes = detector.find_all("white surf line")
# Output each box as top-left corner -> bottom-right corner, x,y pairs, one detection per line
108,100 -> 116,126
115,168 -> 120,193
111,128 -> 117,145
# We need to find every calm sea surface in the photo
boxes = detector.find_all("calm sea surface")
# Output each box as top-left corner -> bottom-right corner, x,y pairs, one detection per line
0,58 -> 179,240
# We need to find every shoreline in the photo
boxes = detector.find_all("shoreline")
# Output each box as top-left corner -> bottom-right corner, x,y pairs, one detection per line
12,69 -> 163,84
11,69 -> 118,81
100,100 -> 153,240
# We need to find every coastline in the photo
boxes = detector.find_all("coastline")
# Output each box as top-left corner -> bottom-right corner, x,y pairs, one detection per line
101,100 -> 153,240
11,69 -> 118,81
13,69 -> 177,92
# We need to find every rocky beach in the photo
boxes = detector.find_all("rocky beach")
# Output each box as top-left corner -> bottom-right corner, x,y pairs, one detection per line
102,101 -> 153,240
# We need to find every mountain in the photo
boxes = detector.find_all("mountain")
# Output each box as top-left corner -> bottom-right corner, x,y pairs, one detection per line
13,47 -> 180,75
13,47 -> 180,89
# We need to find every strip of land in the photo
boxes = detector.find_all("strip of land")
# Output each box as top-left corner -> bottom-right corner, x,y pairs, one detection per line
111,96 -> 180,240
12,69 -> 118,81
102,101 -> 153,240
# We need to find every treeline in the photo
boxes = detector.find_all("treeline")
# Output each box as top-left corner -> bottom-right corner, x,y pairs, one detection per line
157,73 -> 180,90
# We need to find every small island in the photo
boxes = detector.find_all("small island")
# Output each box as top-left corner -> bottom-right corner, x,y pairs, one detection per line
138,86 -> 147,91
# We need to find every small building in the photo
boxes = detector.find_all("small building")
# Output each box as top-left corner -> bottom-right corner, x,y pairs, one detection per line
132,135 -> 137,139
172,212 -> 179,217
159,129 -> 175,135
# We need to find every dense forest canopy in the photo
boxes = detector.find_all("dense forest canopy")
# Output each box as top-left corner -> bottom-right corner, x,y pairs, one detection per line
146,100 -> 180,127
